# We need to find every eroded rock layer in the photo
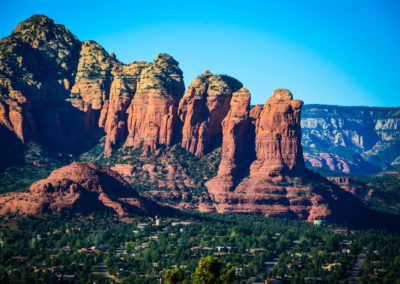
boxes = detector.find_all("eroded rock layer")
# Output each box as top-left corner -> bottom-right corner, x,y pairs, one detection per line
0,162 -> 166,215
205,88 -> 252,193
206,89 -> 350,221
178,71 -> 242,157
124,54 -> 184,153
301,105 -> 400,174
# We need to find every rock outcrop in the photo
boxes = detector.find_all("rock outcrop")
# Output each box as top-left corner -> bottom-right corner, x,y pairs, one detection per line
249,104 -> 263,121
205,88 -> 252,192
0,15 -> 386,223
0,162 -> 168,215
206,89 -> 355,222
0,15 -> 185,164
124,54 -> 184,153
249,89 -> 306,179
0,15 -> 81,155
178,71 -> 242,157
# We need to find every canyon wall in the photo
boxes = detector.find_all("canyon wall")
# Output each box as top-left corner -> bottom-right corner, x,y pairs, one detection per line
301,105 -> 400,174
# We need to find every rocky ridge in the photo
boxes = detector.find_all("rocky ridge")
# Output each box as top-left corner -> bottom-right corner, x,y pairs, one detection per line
0,162 -> 169,215
0,15 -> 185,165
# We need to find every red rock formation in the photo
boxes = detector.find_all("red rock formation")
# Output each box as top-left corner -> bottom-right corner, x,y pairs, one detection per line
205,88 -> 251,193
124,54 -> 184,154
0,162 -> 166,215
206,89 -> 332,221
178,71 -> 242,157
304,153 -> 353,174
0,83 -> 35,143
0,16 -> 372,223
0,16 -> 185,161
327,176 -> 365,195
249,89 -> 305,179
0,15 -> 81,153
249,104 -> 263,121
98,76 -> 135,156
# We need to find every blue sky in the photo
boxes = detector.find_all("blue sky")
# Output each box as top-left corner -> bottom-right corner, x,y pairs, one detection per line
1,0 -> 399,107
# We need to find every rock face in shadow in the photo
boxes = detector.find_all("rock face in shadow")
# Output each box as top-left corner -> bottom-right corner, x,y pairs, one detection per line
0,162 -> 167,215
0,15 -> 82,155
178,71 -> 242,157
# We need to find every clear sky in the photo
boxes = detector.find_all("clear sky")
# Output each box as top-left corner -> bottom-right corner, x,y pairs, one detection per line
1,0 -> 399,107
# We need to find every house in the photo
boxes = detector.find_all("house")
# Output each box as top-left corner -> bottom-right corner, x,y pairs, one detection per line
332,228 -> 348,235
216,246 -> 230,252
149,235 -> 158,241
136,243 -> 148,250
60,246 -> 71,252
171,221 -> 193,226
191,246 -> 213,252
322,262 -> 341,271
249,248 -> 266,253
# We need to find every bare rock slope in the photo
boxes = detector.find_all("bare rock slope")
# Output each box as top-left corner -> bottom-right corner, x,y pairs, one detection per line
0,162 -> 168,215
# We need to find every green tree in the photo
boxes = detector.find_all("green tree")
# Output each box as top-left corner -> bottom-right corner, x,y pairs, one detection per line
193,256 -> 221,284
164,268 -> 185,284
221,263 -> 235,284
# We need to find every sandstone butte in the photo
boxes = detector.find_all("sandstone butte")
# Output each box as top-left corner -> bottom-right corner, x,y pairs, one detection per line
0,162 -> 171,216
206,89 -> 334,221
0,15 -> 367,221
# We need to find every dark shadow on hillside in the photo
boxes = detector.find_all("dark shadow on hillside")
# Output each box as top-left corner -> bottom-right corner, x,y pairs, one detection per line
0,125 -> 24,170
301,170 -> 400,232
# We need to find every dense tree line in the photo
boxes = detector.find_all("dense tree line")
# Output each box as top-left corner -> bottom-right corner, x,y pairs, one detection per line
0,212 -> 399,283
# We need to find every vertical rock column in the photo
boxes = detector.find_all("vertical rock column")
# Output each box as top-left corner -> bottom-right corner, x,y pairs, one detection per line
249,89 -> 306,180
205,88 -> 251,194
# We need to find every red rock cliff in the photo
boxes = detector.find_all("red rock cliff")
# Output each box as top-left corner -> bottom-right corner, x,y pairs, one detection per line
205,88 -> 252,193
124,54 -> 185,153
178,71 -> 242,157
0,15 -> 185,161
206,89 -> 329,221
250,89 -> 306,179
